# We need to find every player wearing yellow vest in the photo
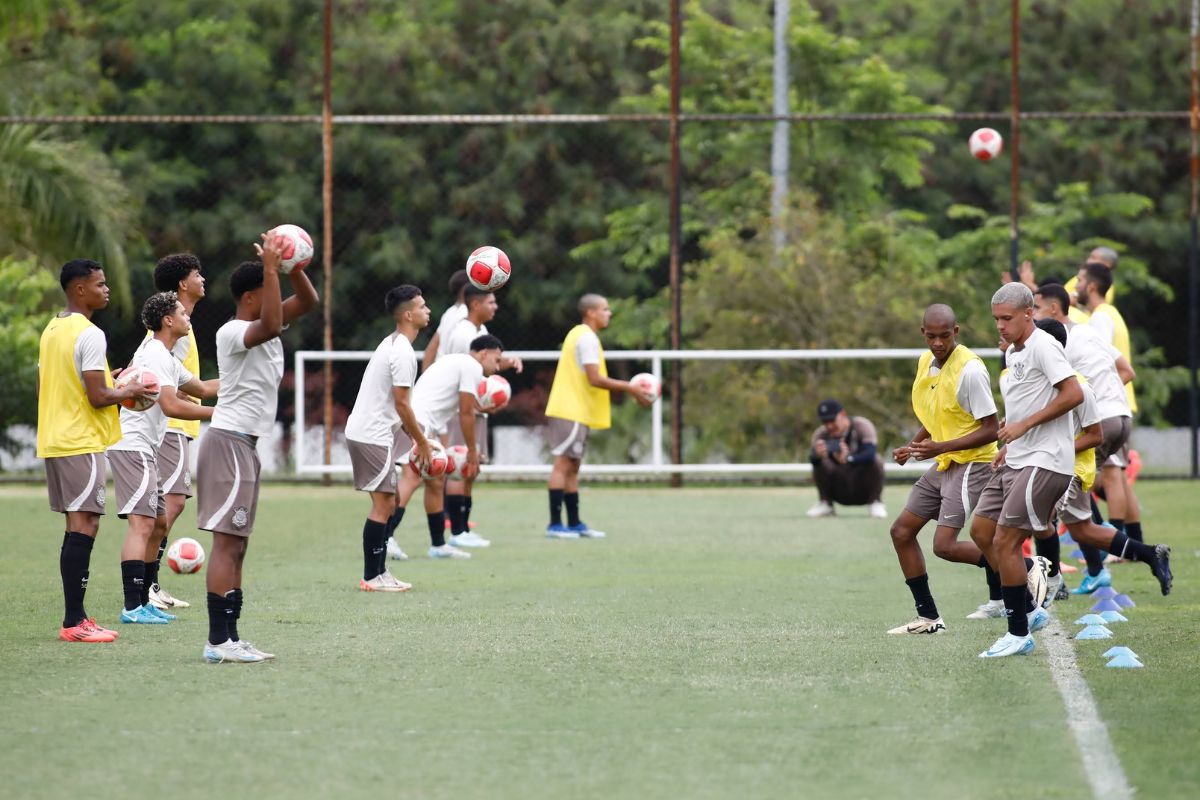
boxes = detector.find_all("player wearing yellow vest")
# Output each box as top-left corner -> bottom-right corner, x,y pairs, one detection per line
1013,247 -> 1117,324
38,259 -> 153,643
544,294 -> 655,538
886,305 -> 1000,635
144,253 -> 211,610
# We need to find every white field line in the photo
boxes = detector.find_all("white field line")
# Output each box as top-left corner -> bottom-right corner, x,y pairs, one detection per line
1042,617 -> 1135,800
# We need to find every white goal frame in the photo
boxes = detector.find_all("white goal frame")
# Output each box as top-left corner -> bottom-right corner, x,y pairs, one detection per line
294,348 -> 1002,477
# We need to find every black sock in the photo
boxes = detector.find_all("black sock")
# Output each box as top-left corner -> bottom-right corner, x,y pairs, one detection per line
153,536 -> 167,582
1035,536 -> 1061,578
565,492 -> 581,528
1110,531 -> 1156,564
548,488 -> 564,526
207,592 -> 230,645
1126,521 -> 1143,543
145,555 -> 160,591
1089,496 -> 1105,525
1109,517 -> 1125,535
1079,542 -> 1105,577
446,495 -> 466,536
984,562 -> 1002,602
905,574 -> 939,620
121,560 -> 145,612
363,519 -> 387,581
1002,584 -> 1030,636
141,562 -> 154,606
226,588 -> 242,641
385,506 -> 406,538
428,512 -> 446,547
60,532 -> 94,627
462,496 -> 473,534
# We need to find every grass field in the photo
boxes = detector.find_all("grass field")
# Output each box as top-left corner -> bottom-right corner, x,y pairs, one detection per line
1,481 -> 1197,799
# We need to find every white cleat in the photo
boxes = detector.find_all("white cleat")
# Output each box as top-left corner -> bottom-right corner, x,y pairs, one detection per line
806,501 -> 835,518
428,544 -> 471,560
868,501 -> 888,519
966,600 -> 1006,619
1027,556 -> 1050,610
386,537 -> 409,561
449,531 -> 491,548
1044,574 -> 1063,608
360,572 -> 413,593
237,640 -> 275,660
148,583 -> 190,609
887,616 -> 946,635
979,632 -> 1035,658
204,639 -> 265,664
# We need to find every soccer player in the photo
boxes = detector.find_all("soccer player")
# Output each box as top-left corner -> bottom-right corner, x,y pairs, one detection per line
439,285 -> 523,548
146,253 -> 209,611
971,283 -> 1081,659
886,304 -> 999,635
543,294 -> 655,538
196,232 -> 318,663
421,268 -> 471,368
399,334 -> 506,559
38,259 -> 152,642
344,284 -> 433,591
109,292 -> 217,624
1010,246 -> 1117,322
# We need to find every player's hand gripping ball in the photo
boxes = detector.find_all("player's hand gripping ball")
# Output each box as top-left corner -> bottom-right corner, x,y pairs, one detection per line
630,372 -> 662,399
269,224 -> 314,273
968,128 -> 1003,161
167,537 -> 206,574
408,440 -> 454,479
115,366 -> 161,411
465,245 -> 511,291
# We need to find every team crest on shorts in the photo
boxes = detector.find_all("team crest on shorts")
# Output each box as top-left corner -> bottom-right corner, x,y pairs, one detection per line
148,492 -> 158,514
183,472 -> 192,489
232,506 -> 249,529
95,485 -> 105,508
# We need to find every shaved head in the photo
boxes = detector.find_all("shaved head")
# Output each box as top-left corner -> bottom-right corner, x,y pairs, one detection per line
1088,246 -> 1118,268
922,303 -> 956,328
578,293 -> 607,315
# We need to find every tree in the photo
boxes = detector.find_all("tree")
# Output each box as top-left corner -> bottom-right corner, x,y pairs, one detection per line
0,257 -> 57,453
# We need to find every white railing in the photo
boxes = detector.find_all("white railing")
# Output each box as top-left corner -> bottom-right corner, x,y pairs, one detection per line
293,348 -> 1002,476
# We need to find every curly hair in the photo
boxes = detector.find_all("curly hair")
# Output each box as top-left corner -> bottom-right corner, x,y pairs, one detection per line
154,253 -> 201,292
141,291 -> 180,332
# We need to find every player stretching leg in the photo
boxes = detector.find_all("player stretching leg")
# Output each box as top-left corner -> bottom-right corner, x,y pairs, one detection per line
197,233 -> 318,663
887,304 -> 1000,635
38,260 -> 152,642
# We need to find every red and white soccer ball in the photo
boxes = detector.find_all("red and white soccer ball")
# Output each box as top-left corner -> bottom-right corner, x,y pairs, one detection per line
968,128 -> 1003,161
116,366 -> 161,411
446,445 -> 470,480
269,224 -> 314,273
476,374 -> 512,411
167,537 -> 206,574
630,372 -> 662,399
408,440 -> 455,480
465,245 -> 511,291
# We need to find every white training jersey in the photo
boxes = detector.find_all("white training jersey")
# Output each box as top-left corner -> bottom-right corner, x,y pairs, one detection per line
441,317 -> 488,360
109,338 -> 194,455
1088,310 -> 1115,346
1065,323 -> 1129,420
574,328 -> 602,371
926,356 -> 997,420
411,353 -> 483,435
210,319 -> 284,438
1070,380 -> 1103,436
72,324 -> 108,379
344,331 -> 418,446
1000,327 -> 1078,475
434,303 -> 469,359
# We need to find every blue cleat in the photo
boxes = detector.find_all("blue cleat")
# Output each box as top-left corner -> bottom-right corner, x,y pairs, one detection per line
979,632 -> 1035,658
120,605 -> 170,624
1027,607 -> 1049,633
144,604 -> 176,621
1070,568 -> 1112,595
567,522 -> 606,539
546,523 -> 580,539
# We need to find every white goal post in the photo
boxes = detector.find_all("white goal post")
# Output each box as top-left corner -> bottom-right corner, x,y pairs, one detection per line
294,348 -> 1002,477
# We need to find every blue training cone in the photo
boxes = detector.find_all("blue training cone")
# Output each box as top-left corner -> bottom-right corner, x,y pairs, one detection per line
1091,587 -> 1118,599
1076,625 -> 1114,640
1106,653 -> 1144,668
1070,548 -> 1085,560
1099,610 -> 1129,623
1060,533 -> 1076,545
1114,594 -> 1136,608
1074,614 -> 1108,625
1104,646 -> 1137,659
1090,598 -> 1123,612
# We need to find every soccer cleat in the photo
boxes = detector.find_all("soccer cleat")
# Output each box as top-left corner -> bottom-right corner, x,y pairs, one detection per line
1053,578 -> 1070,602
449,531 -> 491,548
1028,607 -> 1049,633
386,537 -> 409,561
238,641 -> 275,660
428,544 -> 471,559
979,632 -> 1035,658
1150,545 -> 1172,596
966,600 -> 1006,619
1027,556 -> 1050,610
120,605 -> 170,624
1044,574 -> 1064,608
87,618 -> 119,639
546,523 -> 580,539
806,501 -> 835,518
568,522 -> 606,539
886,616 -> 946,635
1070,568 -> 1112,595
149,583 -> 190,609
144,604 -> 176,621
204,639 -> 265,664
360,572 -> 412,592
59,619 -> 117,643
868,501 -> 888,519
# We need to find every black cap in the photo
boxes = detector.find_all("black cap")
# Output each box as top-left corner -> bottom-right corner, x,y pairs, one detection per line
817,399 -> 843,422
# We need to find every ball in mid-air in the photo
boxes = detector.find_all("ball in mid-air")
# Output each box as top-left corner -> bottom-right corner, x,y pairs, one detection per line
167,537 -> 206,574
408,440 -> 454,480
968,128 -> 1003,161
116,366 -> 161,411
465,245 -> 511,291
476,374 -> 512,411
269,224 -> 314,273
630,372 -> 662,399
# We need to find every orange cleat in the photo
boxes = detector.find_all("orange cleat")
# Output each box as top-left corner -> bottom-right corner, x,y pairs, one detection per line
88,618 -> 119,639
60,619 -> 117,643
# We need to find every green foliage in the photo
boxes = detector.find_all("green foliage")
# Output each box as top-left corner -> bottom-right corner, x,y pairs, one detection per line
0,258 -> 57,453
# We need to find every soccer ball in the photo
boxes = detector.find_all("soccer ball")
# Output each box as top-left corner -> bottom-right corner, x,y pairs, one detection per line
465,245 -> 511,291
476,374 -> 512,411
446,445 -> 471,480
968,128 -> 1003,161
115,366 -> 161,411
269,224 -> 314,273
166,537 -> 206,574
408,440 -> 454,480
630,372 -> 662,399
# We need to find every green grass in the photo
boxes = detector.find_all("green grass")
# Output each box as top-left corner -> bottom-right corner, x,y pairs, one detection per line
1,481 -> 1197,799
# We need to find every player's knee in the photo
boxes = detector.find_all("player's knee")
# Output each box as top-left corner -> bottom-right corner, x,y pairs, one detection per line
931,538 -> 956,560
889,520 -> 915,545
